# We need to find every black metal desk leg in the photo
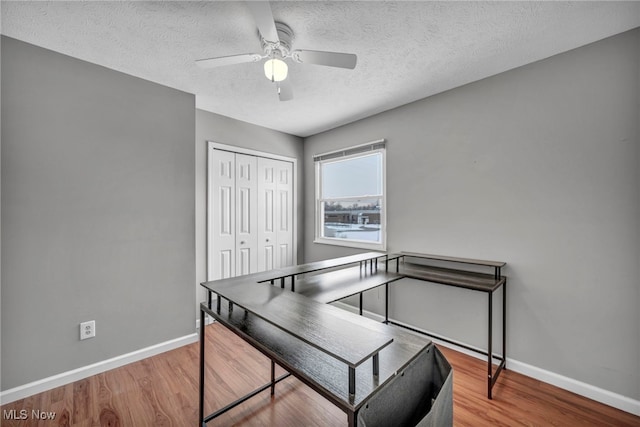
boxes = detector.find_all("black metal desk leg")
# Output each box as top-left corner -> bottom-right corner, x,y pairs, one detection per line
373,353 -> 379,376
359,293 -> 363,316
348,410 -> 357,427
503,280 -> 507,369
270,360 -> 276,396
488,291 -> 493,399
199,307 -> 205,426
384,283 -> 389,324
348,367 -> 356,397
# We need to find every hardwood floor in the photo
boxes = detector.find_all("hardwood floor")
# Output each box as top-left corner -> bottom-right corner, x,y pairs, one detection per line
2,322 -> 638,426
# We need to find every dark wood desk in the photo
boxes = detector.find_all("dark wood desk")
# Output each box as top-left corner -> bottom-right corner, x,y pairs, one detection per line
199,252 -> 452,427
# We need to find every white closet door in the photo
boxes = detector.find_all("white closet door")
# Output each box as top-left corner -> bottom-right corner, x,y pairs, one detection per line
208,144 -> 295,281
257,158 -> 278,272
235,153 -> 258,275
275,160 -> 294,268
258,158 -> 294,270
209,149 -> 236,280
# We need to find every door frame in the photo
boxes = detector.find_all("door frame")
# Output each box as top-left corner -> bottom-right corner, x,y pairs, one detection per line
207,141 -> 298,281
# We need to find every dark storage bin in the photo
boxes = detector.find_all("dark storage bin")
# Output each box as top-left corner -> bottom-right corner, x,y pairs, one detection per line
357,343 -> 453,427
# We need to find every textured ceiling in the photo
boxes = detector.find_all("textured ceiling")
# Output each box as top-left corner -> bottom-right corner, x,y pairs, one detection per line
2,1 -> 640,137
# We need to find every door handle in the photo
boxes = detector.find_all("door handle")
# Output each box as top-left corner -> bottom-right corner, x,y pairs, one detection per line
240,241 -> 245,245
266,238 -> 270,242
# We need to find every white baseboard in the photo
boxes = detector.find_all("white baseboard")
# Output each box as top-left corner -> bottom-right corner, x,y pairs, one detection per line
332,301 -> 640,417
0,333 -> 198,405
507,359 -> 640,416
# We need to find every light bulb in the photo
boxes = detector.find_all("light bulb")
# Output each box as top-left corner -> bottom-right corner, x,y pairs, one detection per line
264,58 -> 288,82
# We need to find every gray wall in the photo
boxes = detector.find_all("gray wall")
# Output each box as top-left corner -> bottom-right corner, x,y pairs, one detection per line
0,35 -> 3,392
1,37 -> 196,390
195,109 -> 304,317
304,29 -> 640,399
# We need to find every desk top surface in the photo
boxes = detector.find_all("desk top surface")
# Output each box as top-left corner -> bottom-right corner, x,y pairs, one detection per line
208,279 -> 394,368
295,266 -> 404,303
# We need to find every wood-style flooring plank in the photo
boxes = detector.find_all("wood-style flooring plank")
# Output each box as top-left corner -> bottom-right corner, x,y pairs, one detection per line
1,322 -> 639,426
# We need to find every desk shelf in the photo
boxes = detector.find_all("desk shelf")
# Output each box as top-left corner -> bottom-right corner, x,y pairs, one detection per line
262,251 -> 387,290
398,263 -> 505,292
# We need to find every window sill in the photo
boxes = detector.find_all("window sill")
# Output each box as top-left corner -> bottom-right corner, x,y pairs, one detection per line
313,237 -> 386,251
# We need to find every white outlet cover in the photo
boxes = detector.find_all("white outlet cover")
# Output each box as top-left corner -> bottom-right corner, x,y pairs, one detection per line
80,320 -> 96,340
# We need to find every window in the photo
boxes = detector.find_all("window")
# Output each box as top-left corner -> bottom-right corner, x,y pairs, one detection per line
314,141 -> 386,250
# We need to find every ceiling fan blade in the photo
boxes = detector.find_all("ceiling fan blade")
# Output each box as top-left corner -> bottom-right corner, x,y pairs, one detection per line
292,50 -> 357,69
277,79 -> 293,101
246,1 -> 279,43
196,53 -> 262,68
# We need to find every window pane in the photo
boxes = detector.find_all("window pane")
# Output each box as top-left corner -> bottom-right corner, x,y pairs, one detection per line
321,153 -> 382,198
322,198 -> 382,243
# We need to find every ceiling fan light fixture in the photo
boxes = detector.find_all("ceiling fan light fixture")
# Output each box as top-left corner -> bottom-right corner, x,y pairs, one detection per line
264,57 -> 288,82
195,4 -> 356,101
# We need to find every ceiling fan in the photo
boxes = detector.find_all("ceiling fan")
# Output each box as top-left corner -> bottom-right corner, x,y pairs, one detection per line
196,1 -> 357,101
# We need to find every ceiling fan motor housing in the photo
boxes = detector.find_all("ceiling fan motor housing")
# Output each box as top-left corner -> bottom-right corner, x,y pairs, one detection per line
261,22 -> 294,58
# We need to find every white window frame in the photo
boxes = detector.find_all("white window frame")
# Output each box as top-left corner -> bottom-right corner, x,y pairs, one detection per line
314,141 -> 386,251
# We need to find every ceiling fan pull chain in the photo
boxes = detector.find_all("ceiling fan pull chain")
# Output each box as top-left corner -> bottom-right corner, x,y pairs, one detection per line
271,59 -> 275,83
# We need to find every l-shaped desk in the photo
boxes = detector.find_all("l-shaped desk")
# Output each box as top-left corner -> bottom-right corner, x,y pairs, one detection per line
199,251 -> 506,426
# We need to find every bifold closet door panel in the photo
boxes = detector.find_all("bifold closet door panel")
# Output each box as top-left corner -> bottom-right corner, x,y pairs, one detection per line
210,149 -> 236,280
235,153 -> 258,275
257,157 -> 278,272
275,159 -> 294,268
258,157 -> 294,271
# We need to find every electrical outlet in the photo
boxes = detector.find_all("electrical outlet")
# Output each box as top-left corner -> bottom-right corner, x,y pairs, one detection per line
80,320 -> 96,340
